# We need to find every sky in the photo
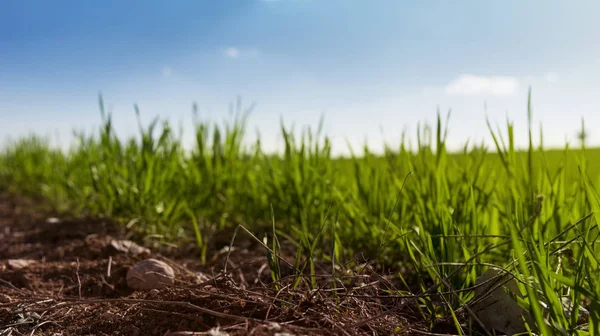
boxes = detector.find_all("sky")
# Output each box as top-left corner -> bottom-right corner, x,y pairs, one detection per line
1,0 -> 599,155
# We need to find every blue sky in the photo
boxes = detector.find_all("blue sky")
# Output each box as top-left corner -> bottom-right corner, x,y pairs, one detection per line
1,0 -> 599,155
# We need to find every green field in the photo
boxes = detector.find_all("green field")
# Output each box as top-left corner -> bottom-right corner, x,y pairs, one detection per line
1,95 -> 599,335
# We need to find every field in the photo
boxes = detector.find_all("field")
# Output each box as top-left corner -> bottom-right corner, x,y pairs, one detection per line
1,96 -> 599,335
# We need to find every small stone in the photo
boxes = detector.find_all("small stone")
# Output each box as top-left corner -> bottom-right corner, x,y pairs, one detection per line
108,239 -> 151,256
469,268 -> 536,335
126,259 -> 175,290
7,259 -> 37,269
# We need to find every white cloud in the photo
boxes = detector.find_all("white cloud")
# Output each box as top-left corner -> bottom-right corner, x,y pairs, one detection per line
161,66 -> 173,78
445,74 -> 520,97
222,47 -> 260,59
224,47 -> 240,59
543,72 -> 560,83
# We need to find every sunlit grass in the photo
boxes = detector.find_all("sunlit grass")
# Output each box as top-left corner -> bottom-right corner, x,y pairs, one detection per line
1,92 -> 598,334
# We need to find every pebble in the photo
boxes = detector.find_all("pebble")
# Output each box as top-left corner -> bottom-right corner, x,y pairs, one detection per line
126,258 -> 175,290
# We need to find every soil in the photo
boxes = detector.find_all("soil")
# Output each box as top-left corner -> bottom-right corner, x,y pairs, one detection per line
0,194 -> 460,335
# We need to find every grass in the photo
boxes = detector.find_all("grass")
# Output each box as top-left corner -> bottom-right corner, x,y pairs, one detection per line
1,91 -> 599,335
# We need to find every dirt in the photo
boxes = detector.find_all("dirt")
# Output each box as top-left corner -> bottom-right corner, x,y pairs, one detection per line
0,194 -> 462,335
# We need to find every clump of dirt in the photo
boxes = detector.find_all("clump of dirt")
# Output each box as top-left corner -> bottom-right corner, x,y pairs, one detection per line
0,194 -> 458,335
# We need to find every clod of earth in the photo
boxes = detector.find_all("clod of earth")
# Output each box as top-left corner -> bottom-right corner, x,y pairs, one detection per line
126,258 -> 175,290
7,259 -> 37,270
194,272 -> 211,284
109,238 -> 151,256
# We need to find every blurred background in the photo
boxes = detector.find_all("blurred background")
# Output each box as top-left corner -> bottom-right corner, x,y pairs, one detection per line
1,0 -> 599,155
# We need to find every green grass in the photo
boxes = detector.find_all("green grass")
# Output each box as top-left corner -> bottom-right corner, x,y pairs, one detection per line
1,92 -> 599,335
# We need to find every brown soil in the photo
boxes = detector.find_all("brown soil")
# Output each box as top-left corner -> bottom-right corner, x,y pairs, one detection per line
0,194 -> 461,335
